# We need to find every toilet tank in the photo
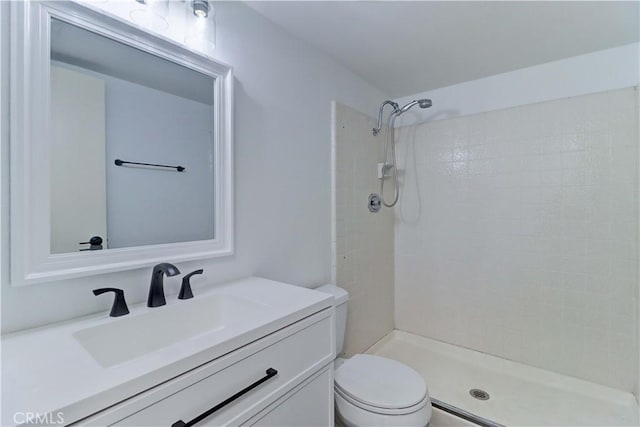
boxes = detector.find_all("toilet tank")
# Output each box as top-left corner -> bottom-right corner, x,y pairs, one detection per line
315,285 -> 349,355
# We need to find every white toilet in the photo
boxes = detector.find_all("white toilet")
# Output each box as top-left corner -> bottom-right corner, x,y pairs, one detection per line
316,285 -> 432,427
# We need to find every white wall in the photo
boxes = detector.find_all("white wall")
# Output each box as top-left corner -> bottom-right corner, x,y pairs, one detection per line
0,1 -> 387,333
394,43 -> 640,127
333,102 -> 394,356
394,87 -> 639,392
103,72 -> 215,248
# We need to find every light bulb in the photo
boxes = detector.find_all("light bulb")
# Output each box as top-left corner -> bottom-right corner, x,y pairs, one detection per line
192,0 -> 210,18
185,0 -> 215,55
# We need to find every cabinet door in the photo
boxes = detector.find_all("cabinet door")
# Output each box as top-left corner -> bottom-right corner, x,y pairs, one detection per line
250,367 -> 333,427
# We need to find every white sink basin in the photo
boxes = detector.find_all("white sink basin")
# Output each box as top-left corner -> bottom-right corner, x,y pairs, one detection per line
3,277 -> 333,427
73,293 -> 273,368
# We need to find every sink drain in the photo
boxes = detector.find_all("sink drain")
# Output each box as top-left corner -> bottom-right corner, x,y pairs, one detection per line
469,388 -> 490,400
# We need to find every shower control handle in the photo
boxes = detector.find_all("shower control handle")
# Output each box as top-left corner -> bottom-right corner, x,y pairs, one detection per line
368,193 -> 381,213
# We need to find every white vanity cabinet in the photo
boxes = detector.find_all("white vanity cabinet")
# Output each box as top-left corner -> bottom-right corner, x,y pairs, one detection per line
76,308 -> 334,427
3,278 -> 334,427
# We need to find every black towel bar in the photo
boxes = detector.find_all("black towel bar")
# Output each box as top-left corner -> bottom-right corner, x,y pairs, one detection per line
114,159 -> 185,172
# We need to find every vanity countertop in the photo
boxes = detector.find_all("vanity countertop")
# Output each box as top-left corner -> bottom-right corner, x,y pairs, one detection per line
1,277 -> 332,426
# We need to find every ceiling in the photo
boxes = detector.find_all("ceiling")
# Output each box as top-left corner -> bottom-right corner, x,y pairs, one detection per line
51,18 -> 214,105
246,1 -> 640,98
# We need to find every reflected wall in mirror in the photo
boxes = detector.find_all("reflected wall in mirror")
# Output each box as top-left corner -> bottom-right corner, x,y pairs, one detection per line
50,18 -> 215,254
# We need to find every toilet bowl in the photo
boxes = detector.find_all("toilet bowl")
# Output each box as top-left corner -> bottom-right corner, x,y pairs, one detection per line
334,354 -> 432,426
315,285 -> 432,427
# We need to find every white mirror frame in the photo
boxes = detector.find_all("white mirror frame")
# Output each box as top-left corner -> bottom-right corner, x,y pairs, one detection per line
9,1 -> 234,286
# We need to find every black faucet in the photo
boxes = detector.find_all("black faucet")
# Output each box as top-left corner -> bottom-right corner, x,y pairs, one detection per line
178,269 -> 204,300
148,263 -> 180,307
93,288 -> 130,317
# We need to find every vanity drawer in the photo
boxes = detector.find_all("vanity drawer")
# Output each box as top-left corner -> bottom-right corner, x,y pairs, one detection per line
109,312 -> 333,426
248,366 -> 333,427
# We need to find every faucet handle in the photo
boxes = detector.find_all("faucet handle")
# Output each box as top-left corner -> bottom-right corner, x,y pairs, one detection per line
178,269 -> 203,300
93,288 -> 130,317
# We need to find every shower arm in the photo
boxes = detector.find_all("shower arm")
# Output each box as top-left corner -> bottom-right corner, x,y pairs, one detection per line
372,100 -> 399,136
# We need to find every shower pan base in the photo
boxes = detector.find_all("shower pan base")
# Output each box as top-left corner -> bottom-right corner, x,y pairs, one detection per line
367,331 -> 638,427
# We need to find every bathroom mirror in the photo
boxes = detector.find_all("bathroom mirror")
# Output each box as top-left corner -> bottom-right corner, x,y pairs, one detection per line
50,18 -> 217,254
9,1 -> 234,285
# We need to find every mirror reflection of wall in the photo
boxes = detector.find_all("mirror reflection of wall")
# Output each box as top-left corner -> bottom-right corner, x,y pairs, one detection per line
49,18 -> 216,254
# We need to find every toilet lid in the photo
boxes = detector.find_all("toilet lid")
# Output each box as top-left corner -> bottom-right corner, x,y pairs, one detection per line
334,354 -> 427,410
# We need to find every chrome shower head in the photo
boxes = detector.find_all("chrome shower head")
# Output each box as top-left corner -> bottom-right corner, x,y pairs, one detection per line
418,99 -> 432,108
398,99 -> 433,114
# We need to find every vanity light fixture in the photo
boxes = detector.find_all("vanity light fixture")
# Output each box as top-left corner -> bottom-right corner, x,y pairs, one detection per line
184,0 -> 216,55
130,0 -> 170,31
191,0 -> 210,19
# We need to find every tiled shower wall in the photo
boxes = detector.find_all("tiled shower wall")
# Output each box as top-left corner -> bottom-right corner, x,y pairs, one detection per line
394,87 -> 639,391
333,102 -> 394,356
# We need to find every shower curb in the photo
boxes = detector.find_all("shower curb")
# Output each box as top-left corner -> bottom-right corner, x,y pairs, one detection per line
431,398 -> 505,427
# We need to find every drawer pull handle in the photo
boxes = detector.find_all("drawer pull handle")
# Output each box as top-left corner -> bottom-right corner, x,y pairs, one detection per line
172,368 -> 278,427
